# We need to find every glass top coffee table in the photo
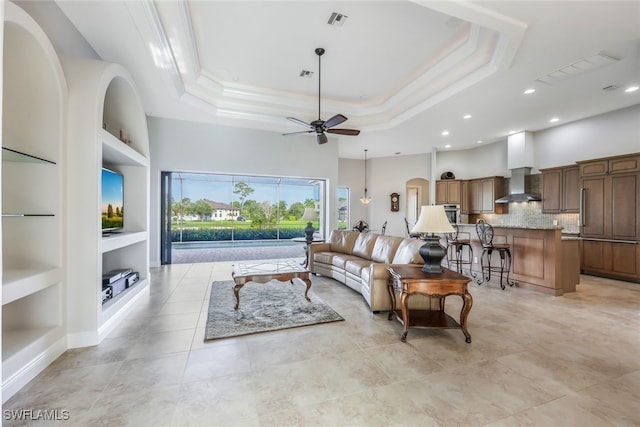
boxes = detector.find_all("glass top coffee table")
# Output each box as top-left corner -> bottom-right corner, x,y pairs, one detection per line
231,259 -> 312,309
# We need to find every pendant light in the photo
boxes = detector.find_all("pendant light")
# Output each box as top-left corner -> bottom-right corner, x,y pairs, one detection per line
360,149 -> 371,204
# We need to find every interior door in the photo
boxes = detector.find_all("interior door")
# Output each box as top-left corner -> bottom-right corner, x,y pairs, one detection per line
406,187 -> 419,226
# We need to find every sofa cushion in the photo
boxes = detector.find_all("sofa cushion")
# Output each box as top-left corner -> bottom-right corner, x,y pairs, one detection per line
392,239 -> 425,265
370,235 -> 403,263
313,251 -> 336,265
332,253 -> 362,269
345,259 -> 374,277
352,232 -> 378,260
329,230 -> 358,253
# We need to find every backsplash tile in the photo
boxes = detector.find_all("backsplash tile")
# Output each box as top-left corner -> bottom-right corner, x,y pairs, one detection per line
477,202 -> 580,233
461,174 -> 580,233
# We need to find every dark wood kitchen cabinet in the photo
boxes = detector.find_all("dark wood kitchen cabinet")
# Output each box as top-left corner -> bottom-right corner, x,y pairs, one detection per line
460,180 -> 469,214
468,177 -> 507,214
541,165 -> 579,213
578,153 -> 640,282
435,180 -> 461,205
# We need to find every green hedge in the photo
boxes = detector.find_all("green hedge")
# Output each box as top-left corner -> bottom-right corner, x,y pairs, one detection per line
171,227 -> 307,242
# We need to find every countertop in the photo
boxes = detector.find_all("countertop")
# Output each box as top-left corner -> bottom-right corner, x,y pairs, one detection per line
456,223 -> 564,231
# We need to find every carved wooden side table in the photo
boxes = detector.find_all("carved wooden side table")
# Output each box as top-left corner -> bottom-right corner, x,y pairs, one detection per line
387,265 -> 473,343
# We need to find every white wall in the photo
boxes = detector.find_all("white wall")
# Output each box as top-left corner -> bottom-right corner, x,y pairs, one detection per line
13,0 -> 99,59
147,116 -> 340,266
337,158 -> 366,229
431,105 -> 640,180
534,104 -> 640,169
435,140 -> 510,180
339,153 -> 432,238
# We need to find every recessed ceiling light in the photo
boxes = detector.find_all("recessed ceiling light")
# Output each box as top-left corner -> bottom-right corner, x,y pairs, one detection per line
625,85 -> 639,93
441,130 -> 449,136
463,114 -> 472,119
550,117 -> 559,123
523,88 -> 536,95
476,140 -> 483,144
444,144 -> 452,148
508,130 -> 517,135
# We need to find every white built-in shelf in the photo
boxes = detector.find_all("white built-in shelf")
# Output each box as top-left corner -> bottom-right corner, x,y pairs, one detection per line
2,265 -> 62,305
2,147 -> 57,217
101,231 -> 148,253
100,129 -> 148,167
2,213 -> 55,217
2,147 -> 56,164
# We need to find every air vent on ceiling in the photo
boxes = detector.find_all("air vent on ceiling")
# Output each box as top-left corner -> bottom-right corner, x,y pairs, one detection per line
328,12 -> 348,26
299,70 -> 314,78
536,53 -> 619,85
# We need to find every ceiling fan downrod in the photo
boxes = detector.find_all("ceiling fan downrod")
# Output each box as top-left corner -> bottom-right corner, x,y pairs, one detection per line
315,47 -> 324,121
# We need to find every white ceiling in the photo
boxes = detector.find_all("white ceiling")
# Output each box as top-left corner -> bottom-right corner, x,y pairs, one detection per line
55,0 -> 640,159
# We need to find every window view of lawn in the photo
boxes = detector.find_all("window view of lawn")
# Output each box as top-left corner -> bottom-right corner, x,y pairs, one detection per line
170,173 -> 324,242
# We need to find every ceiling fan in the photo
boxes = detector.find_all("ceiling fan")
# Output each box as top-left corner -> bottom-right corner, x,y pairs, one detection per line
282,48 -> 360,144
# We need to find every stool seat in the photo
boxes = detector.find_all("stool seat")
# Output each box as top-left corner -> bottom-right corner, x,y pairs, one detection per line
476,219 -> 513,289
445,225 -> 476,279
488,243 -> 510,249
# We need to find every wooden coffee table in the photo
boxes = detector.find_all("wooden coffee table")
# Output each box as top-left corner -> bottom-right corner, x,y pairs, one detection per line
231,259 -> 312,309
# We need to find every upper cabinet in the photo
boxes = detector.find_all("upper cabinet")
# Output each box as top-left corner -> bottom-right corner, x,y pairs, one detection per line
468,177 -> 507,214
435,180 -> 461,205
460,181 -> 469,214
579,154 -> 640,176
541,165 -> 579,213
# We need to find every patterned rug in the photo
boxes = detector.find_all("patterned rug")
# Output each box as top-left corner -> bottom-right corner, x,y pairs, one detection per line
205,280 -> 344,341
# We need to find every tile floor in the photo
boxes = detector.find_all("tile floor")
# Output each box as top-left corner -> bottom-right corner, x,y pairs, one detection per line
4,261 -> 640,426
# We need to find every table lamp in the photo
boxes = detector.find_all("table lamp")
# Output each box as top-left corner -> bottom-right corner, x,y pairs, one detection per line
411,205 -> 455,273
302,208 -> 318,241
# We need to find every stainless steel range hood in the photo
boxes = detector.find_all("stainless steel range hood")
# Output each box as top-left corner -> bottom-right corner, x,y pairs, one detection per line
495,132 -> 541,203
495,167 -> 541,203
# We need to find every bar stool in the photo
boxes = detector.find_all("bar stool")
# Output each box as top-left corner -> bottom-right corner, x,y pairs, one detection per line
445,224 -> 476,278
475,219 -> 513,289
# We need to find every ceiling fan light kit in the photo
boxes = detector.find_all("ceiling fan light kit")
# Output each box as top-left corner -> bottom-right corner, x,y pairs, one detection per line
283,48 -> 360,144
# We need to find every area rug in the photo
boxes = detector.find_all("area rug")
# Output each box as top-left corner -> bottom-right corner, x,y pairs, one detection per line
205,280 -> 344,341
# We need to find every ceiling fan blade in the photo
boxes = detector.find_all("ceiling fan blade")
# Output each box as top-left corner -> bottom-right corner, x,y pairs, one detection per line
286,117 -> 312,128
323,113 -> 348,129
327,128 -> 361,136
317,133 -> 328,144
282,130 -> 314,136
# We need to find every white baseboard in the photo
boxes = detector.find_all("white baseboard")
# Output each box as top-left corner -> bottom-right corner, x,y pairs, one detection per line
2,336 -> 67,404
66,331 -> 99,349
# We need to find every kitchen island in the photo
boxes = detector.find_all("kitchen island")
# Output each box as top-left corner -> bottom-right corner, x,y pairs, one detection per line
455,224 -> 580,296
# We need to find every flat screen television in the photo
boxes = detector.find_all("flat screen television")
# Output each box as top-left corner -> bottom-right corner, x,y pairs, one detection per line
101,167 -> 124,234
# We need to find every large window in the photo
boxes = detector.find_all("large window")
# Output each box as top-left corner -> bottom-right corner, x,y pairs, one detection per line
163,172 -> 324,246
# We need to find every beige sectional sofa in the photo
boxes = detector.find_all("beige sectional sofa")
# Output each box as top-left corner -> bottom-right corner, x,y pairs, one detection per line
308,229 -> 429,311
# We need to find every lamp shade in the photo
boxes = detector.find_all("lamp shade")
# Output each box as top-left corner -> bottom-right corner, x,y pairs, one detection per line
302,208 -> 318,221
411,205 -> 455,234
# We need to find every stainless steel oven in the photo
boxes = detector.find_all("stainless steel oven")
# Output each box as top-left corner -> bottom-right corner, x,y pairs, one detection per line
443,204 -> 460,225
